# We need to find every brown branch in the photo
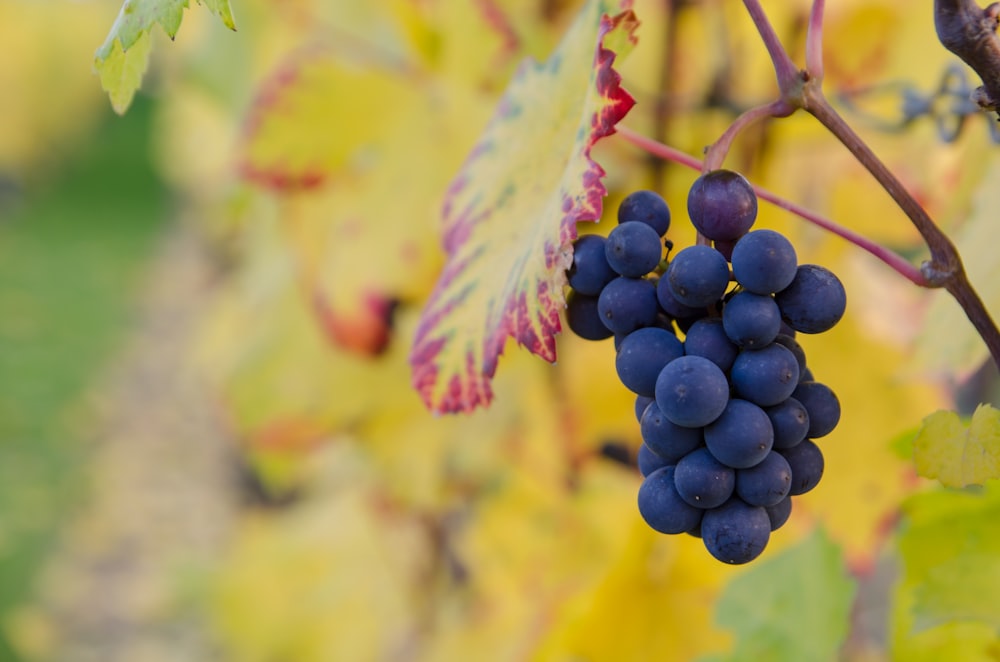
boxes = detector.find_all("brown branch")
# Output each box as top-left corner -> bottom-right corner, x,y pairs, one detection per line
934,0 -> 1000,112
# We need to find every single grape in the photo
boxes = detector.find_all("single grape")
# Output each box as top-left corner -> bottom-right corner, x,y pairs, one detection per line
730,342 -> 800,407
704,399 -> 774,469
656,276 -> 706,319
674,447 -> 736,509
687,170 -> 758,242
722,291 -> 781,348
701,498 -> 771,564
773,333 -> 807,376
779,440 -> 824,495
605,221 -> 663,277
565,291 -> 613,341
597,277 -> 659,335
735,451 -> 792,507
665,245 -> 730,308
568,235 -> 617,295
731,229 -> 798,294
616,328 -> 684,396
683,317 -> 739,373
634,395 -> 655,422
765,397 -> 810,449
654,355 -> 730,428
774,264 -> 847,334
637,443 -> 669,477
640,402 -> 704,463
765,496 -> 793,531
618,190 -> 671,237
638,466 -> 704,534
791,381 -> 841,438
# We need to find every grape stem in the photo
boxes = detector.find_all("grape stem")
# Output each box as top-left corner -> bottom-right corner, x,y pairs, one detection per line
741,0 -> 1000,370
615,125 -> 928,287
702,100 -> 795,171
806,0 -> 826,80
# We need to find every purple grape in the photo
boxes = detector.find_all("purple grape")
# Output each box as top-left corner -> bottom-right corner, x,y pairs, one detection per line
765,496 -> 793,531
666,245 -> 730,308
687,170 -> 758,241
730,342 -> 800,407
568,234 -> 617,295
597,277 -> 659,335
638,466 -> 704,534
656,276 -> 705,319
634,395 -> 655,422
654,355 -> 730,428
735,451 -> 792,507
701,498 -> 771,564
618,190 -> 671,237
722,291 -> 782,349
637,443 -> 669,477
605,221 -> 663,277
683,317 -> 739,373
565,291 -> 613,341
765,397 -> 810,449
616,327 -> 684,396
774,264 -> 847,334
779,439 -> 824,495
791,381 -> 841,438
640,402 -> 704,463
675,448 -> 736,509
704,399 -> 774,469
731,229 -> 798,294
773,333 -> 807,376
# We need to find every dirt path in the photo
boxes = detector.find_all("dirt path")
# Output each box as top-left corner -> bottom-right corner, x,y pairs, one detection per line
25,222 -> 241,662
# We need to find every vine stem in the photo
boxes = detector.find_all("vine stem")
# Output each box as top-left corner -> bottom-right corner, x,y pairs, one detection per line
739,0 -> 1000,370
799,83 -> 1000,368
741,0 -> 802,92
806,0 -> 826,80
615,125 -> 927,286
703,99 -> 795,171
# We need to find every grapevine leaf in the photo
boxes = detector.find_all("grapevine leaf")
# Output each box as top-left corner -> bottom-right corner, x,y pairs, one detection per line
240,55 -> 424,190
912,405 -> 1000,488
409,0 -> 638,413
240,54 -> 489,354
710,529 -> 856,662
94,0 -> 236,114
95,30 -> 153,115
892,485 -> 1000,658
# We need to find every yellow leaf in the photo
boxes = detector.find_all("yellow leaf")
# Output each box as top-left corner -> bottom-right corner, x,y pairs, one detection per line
913,405 -> 1000,488
409,0 -> 637,413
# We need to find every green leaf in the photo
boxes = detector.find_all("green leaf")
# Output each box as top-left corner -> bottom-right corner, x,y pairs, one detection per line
409,0 -> 638,413
711,529 -> 856,662
892,485 -> 1000,659
912,404 -> 1000,488
96,30 -> 153,115
94,0 -> 236,114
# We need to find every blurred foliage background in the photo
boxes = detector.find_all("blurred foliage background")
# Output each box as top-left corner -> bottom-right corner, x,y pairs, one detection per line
2,0 -> 1000,661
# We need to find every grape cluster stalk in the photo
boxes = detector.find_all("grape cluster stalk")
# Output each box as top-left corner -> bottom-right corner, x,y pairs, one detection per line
565,172 -> 845,564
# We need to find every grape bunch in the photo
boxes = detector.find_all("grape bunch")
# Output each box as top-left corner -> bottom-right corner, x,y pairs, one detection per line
565,170 -> 846,564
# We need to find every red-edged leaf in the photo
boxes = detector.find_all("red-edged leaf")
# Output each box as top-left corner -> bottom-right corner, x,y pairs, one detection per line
410,0 -> 638,413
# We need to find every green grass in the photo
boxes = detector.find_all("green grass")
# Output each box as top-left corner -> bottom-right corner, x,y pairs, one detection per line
0,97 -> 167,660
